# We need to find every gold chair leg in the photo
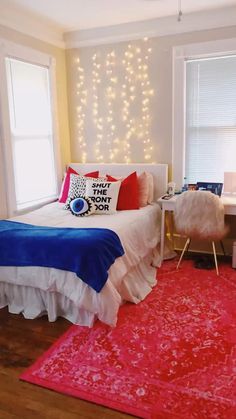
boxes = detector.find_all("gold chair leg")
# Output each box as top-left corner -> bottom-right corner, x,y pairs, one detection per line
212,241 -> 219,276
186,238 -> 191,254
177,238 -> 190,270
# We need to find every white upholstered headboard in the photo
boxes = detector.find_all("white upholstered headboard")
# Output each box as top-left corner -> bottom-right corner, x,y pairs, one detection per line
69,163 -> 168,200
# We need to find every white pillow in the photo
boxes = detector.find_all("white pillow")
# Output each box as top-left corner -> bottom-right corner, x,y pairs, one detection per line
85,180 -> 121,214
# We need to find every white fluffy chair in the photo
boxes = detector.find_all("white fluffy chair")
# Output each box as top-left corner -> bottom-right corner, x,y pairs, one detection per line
174,190 -> 227,275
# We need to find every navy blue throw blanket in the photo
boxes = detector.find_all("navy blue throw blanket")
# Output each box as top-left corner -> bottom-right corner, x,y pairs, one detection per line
0,220 -> 124,293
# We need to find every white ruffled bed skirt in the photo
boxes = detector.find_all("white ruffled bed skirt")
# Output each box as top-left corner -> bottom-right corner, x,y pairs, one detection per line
0,252 -> 158,327
0,202 -> 161,327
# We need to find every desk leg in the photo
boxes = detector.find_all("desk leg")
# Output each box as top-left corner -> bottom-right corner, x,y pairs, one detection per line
160,207 -> 166,263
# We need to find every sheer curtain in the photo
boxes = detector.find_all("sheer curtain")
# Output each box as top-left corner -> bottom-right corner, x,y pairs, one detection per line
185,55 -> 236,184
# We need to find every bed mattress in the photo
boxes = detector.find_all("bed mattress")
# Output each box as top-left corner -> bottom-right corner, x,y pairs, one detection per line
0,202 -> 162,326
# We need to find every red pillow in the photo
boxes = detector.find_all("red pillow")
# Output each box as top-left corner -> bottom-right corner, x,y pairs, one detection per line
106,172 -> 139,210
59,168 -> 99,203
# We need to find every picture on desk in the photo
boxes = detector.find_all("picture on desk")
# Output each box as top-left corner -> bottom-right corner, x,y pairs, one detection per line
196,182 -> 223,197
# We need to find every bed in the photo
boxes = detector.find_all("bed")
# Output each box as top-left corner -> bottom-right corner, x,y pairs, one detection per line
0,163 -> 168,327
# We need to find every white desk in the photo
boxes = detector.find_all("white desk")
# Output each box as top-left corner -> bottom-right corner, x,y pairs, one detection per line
157,194 -> 236,263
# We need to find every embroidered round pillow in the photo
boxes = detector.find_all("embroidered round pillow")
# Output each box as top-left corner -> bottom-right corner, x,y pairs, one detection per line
69,197 -> 95,217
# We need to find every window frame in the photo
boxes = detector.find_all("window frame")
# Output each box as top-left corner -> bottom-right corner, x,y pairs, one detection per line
0,38 -> 62,216
172,37 -> 236,190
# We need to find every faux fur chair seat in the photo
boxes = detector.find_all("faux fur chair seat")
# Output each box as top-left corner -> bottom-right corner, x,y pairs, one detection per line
174,190 -> 227,275
174,191 -> 226,240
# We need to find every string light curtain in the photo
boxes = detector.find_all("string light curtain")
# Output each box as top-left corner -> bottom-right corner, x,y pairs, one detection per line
75,39 -> 155,163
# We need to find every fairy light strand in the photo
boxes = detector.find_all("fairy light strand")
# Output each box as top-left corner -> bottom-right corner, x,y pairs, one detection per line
140,38 -> 154,161
92,53 -> 104,162
76,57 -> 87,163
105,51 -> 118,161
122,43 -> 137,163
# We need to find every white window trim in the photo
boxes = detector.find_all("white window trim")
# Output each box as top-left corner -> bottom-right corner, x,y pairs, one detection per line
172,37 -> 236,190
0,38 -> 62,216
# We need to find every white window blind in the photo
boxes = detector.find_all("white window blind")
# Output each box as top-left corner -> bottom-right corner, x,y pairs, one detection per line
5,57 -> 57,211
185,55 -> 236,184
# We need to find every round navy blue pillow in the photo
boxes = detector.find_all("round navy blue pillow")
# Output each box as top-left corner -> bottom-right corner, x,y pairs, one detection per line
69,197 -> 95,217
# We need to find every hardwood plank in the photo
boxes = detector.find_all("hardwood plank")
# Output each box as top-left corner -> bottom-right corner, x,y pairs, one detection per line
0,308 -> 132,418
0,410 -> 19,419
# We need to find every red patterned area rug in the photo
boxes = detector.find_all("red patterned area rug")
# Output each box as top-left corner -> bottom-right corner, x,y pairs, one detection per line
20,260 -> 236,419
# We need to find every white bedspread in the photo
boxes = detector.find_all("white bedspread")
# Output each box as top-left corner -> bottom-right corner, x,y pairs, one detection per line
0,202 -> 162,326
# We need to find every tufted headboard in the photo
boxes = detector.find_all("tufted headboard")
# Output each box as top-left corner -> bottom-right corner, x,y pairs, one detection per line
69,163 -> 168,201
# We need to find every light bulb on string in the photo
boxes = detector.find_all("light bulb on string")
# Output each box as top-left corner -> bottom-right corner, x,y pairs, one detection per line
177,0 -> 183,22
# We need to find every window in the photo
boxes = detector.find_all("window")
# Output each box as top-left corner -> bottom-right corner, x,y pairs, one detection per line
185,55 -> 236,184
0,40 -> 60,215
6,57 -> 57,210
173,38 -> 236,189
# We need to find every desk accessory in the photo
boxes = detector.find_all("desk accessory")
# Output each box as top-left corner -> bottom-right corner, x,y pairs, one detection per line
162,195 -> 174,200
224,172 -> 236,194
196,182 -> 223,197
167,182 -> 176,196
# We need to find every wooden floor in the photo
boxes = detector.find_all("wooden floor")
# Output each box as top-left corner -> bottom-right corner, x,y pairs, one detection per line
0,308 -> 132,419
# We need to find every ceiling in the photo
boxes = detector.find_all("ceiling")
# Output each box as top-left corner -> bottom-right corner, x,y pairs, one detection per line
1,0 -> 236,32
